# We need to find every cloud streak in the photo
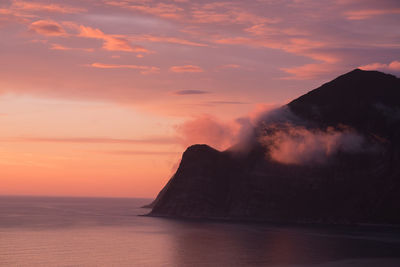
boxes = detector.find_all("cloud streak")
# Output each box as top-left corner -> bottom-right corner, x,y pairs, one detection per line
78,25 -> 150,53
170,65 -> 204,73
175,114 -> 237,150
29,20 -> 66,36
207,101 -> 250,105
344,8 -> 400,20
49,43 -> 94,52
137,35 -> 208,47
11,0 -> 85,14
106,1 -> 184,20
172,90 -> 210,95
175,104 -> 277,151
89,63 -> 160,74
175,104 -> 370,165
100,150 -> 181,156
260,124 -> 365,165
9,136 -> 179,145
359,60 -> 400,73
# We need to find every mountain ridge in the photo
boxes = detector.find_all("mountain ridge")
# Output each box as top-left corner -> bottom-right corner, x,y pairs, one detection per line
148,69 -> 400,224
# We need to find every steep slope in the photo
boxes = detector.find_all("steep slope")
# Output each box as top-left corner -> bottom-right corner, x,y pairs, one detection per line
149,69 -> 400,224
289,69 -> 400,139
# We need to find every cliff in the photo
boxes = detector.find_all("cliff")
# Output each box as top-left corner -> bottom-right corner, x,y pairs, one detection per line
149,69 -> 400,224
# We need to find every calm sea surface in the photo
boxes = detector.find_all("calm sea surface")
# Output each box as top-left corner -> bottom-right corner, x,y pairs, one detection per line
1,196 -> 400,267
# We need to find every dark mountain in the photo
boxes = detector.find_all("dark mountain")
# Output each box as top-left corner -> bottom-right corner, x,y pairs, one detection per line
148,69 -> 400,225
289,69 -> 400,140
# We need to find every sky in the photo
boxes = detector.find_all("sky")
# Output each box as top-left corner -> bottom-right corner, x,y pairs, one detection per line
0,0 -> 399,198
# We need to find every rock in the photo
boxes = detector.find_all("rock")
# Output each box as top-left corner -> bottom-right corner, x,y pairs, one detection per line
149,69 -> 400,225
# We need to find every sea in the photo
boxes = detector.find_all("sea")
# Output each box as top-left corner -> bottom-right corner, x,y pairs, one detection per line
1,196 -> 400,267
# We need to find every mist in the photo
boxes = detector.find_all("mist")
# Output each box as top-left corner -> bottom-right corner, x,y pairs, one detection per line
176,104 -> 369,165
259,124 -> 365,165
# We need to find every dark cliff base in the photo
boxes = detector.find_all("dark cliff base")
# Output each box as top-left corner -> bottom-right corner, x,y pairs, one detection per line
146,212 -> 400,231
149,69 -> 400,225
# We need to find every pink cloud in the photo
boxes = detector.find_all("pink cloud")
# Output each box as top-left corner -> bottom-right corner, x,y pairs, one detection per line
219,64 -> 240,69
190,3 -> 278,25
172,90 -> 209,95
49,43 -> 70,50
49,43 -> 94,52
96,0 -> 395,84
89,63 -> 160,74
387,61 -> 400,71
0,0 -> 398,112
175,115 -> 236,150
359,60 -> 400,72
29,20 -> 66,36
101,150 -> 181,156
244,106 -> 372,165
170,65 -> 204,73
78,25 -> 150,53
103,37 -> 147,53
106,0 -> 278,26
191,9 -> 233,24
175,104 -> 277,151
245,23 -> 277,36
260,125 -> 364,165
344,8 -> 400,20
106,1 -> 184,20
11,0 -> 86,14
215,28 -> 343,80
11,136 -> 177,145
0,1 -> 85,26
137,35 -> 208,47
280,63 -> 342,80
215,36 -> 335,64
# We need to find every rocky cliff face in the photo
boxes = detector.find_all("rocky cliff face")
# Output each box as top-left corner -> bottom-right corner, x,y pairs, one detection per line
149,69 -> 400,224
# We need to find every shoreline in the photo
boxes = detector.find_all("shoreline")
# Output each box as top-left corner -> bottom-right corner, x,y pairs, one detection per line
143,212 -> 400,230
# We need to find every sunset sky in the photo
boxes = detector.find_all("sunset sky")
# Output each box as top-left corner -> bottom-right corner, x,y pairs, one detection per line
0,0 -> 399,198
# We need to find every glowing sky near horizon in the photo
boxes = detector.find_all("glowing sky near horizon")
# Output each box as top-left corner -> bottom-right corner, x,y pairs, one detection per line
0,0 -> 399,197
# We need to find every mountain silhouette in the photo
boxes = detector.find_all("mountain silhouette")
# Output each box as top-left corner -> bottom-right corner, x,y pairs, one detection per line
148,69 -> 400,225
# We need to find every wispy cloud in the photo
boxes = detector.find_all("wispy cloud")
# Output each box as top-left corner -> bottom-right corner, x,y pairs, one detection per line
190,3 -> 278,25
359,60 -> 400,72
100,150 -> 181,156
11,0 -> 86,14
135,35 -> 208,47
49,43 -> 94,52
0,0 -> 85,25
344,8 -> 400,20
29,21 -> 152,54
215,36 -> 334,64
170,65 -> 203,73
214,25 -> 350,80
89,63 -> 160,74
219,64 -> 240,69
29,20 -> 66,36
280,63 -> 341,80
172,90 -> 209,95
10,136 -> 178,145
78,25 -> 150,53
175,114 -> 236,150
1,0 -> 399,105
207,101 -> 250,105
106,1 -> 184,20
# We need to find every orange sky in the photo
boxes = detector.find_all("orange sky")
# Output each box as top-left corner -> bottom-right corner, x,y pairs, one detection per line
0,0 -> 399,198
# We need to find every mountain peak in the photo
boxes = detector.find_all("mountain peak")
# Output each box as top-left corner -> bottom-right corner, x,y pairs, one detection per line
290,69 -> 399,104
334,68 -> 398,82
149,69 -> 400,224
288,69 -> 400,135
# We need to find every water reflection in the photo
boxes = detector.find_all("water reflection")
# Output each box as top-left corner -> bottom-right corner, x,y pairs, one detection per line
151,216 -> 400,266
1,196 -> 400,266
